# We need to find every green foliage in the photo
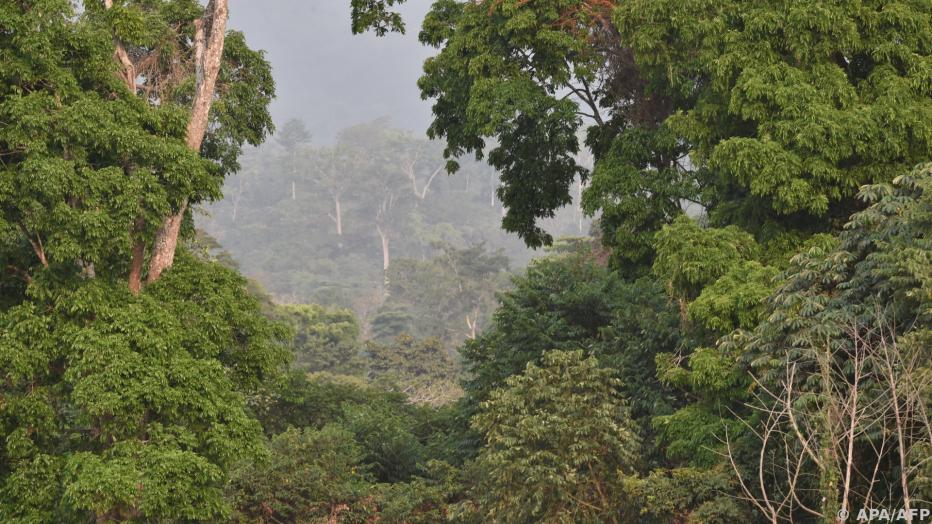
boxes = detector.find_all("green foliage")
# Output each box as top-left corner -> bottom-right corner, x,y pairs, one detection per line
375,460 -> 464,524
253,370 -> 406,436
420,0 -> 931,275
622,467 -> 746,524
228,425 -> 373,523
204,29 -> 276,176
616,0 -> 932,222
747,163 -> 932,380
650,403 -> 739,468
583,126 -> 697,273
412,0 -> 932,518
343,402 -> 425,483
652,216 -> 760,301
235,371 -> 471,521
0,254 -> 288,521
276,303 -> 363,375
688,261 -> 779,334
0,0 -> 209,282
470,350 -> 640,523
462,247 -> 627,402
461,245 -> 681,466
374,243 -> 510,345
366,334 -> 461,404
3,0 -> 929,519
351,0 -> 408,36
0,4 -> 279,517
418,0 -> 592,246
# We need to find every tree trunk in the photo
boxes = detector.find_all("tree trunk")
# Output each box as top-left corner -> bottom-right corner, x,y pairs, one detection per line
466,307 -> 479,339
576,178 -> 584,233
231,185 -> 241,223
817,346 -> 841,522
377,225 -> 390,295
104,0 -> 136,92
334,195 -> 343,237
105,0 -> 148,294
147,0 -> 228,284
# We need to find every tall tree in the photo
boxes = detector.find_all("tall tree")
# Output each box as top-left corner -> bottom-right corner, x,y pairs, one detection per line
339,121 -> 415,291
469,350 -> 640,523
82,0 -> 276,292
419,0 -> 932,266
277,118 -> 312,201
146,0 -> 233,284
0,2 -> 286,520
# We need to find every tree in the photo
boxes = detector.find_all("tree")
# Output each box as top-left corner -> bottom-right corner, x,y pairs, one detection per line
276,118 -> 312,201
419,0 -> 932,266
118,0 -> 275,288
461,245 -> 677,410
729,163 -> 932,519
413,1 -> 931,519
366,334 -> 460,405
0,3 -> 287,520
418,0 -> 596,247
395,135 -> 447,202
338,120 -> 416,291
276,303 -> 363,375
0,254 -> 288,522
457,244 -> 682,476
308,141 -> 368,242
470,350 -> 640,523
726,318 -> 931,523
615,0 -> 932,228
228,425 -> 373,523
374,243 -> 510,345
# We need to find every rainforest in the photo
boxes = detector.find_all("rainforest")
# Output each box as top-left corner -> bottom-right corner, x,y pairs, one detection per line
0,0 -> 930,522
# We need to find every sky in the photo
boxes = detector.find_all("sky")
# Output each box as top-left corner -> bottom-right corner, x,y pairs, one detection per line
228,0 -> 436,142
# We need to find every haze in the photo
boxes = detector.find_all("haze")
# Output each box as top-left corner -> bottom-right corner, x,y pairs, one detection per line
228,0 -> 435,141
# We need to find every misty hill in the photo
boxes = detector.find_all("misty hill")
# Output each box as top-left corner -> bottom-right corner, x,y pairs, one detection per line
197,118 -> 589,342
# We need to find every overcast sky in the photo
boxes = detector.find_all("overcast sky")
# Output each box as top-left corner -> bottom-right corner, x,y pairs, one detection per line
228,0 -> 435,142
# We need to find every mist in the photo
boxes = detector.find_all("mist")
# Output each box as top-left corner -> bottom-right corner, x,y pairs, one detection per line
228,0 -> 435,141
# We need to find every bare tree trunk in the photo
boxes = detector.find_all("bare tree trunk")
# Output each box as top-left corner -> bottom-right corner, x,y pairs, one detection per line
377,225 -> 390,295
882,337 -> 913,520
230,176 -> 244,222
401,153 -> 442,201
147,209 -> 186,283
817,344 -> 842,521
104,0 -> 136,92
840,337 -> 866,519
19,224 -> 48,268
328,194 -> 344,248
147,0 -> 228,284
334,195 -> 343,236
489,170 -> 495,207
465,307 -> 479,339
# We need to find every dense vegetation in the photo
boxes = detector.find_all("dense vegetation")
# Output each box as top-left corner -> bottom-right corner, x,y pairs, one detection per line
1,1 -> 930,523
199,117 -> 586,344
